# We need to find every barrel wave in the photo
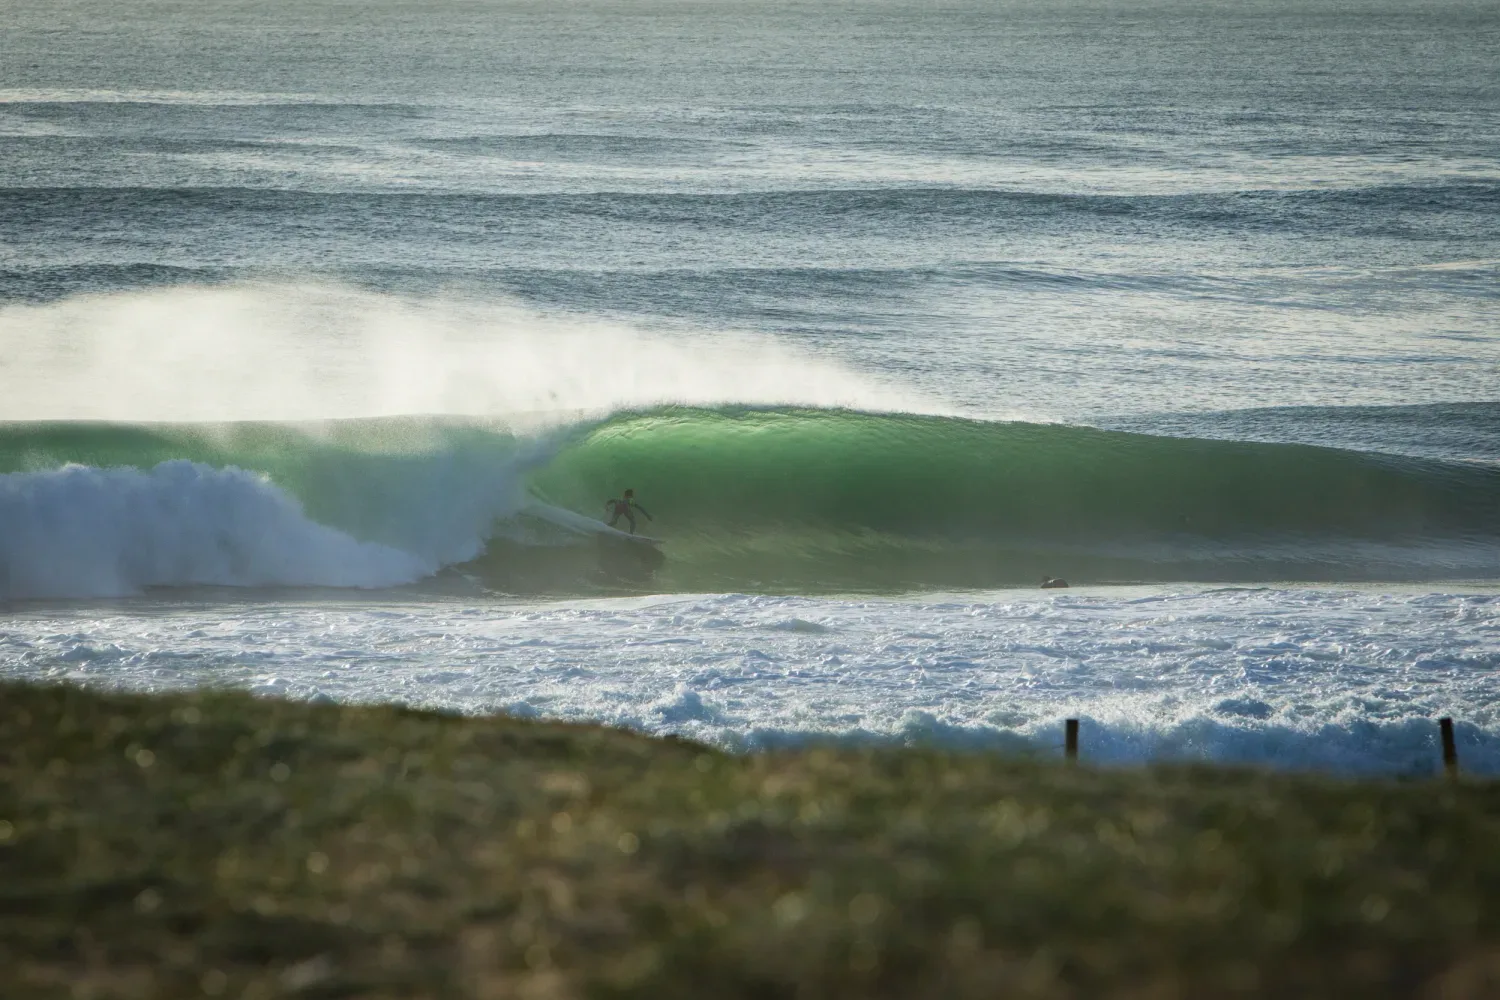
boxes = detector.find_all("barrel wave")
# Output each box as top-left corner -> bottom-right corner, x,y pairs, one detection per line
3,407 -> 1499,599
528,407 -> 1500,592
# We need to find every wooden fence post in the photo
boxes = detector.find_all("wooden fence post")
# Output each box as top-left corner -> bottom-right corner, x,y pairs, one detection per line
1440,717 -> 1458,779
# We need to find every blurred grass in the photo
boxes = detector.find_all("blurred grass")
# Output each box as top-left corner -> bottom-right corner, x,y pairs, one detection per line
3,680 -> 1500,999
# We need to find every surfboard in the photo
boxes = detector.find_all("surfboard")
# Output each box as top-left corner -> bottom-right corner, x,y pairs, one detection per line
523,501 -> 662,544
519,501 -> 666,579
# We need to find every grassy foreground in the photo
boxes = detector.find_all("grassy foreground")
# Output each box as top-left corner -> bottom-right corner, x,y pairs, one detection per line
4,683 -> 1500,999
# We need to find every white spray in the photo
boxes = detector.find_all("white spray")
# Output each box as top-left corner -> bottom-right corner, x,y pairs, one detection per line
0,281 -> 933,422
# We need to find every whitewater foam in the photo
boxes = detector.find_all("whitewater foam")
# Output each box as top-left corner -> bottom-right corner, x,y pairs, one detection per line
0,461 -> 431,599
4,586 -> 1496,774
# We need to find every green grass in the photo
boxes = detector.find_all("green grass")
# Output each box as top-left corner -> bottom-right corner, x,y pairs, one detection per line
3,681 -> 1500,999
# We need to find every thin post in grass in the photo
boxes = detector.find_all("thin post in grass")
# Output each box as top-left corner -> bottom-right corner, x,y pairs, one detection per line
1440,717 -> 1458,779
1065,719 -> 1079,764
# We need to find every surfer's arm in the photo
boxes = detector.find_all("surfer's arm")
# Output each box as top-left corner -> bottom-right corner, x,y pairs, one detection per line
633,502 -> 653,520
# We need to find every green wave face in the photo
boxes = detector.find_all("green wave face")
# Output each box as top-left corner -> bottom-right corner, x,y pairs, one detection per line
530,408 -> 1500,591
4,408 -> 1499,595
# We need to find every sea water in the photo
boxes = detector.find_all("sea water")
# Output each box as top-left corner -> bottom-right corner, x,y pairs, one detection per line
2,0 -> 1498,771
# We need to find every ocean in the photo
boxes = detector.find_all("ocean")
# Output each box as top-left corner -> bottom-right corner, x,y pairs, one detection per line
2,0 -> 1498,772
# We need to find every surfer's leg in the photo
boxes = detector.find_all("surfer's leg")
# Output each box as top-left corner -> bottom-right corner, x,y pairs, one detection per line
626,513 -> 637,534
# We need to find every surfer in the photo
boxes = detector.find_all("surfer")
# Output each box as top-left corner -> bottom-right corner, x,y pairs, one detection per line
1040,577 -> 1069,589
605,489 -> 653,535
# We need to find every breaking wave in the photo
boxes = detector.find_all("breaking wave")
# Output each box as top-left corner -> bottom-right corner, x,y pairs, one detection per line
0,461 -> 429,598
3,404 -> 1499,599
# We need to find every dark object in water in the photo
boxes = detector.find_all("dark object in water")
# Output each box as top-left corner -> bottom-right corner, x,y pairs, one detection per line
1041,577 -> 1069,589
